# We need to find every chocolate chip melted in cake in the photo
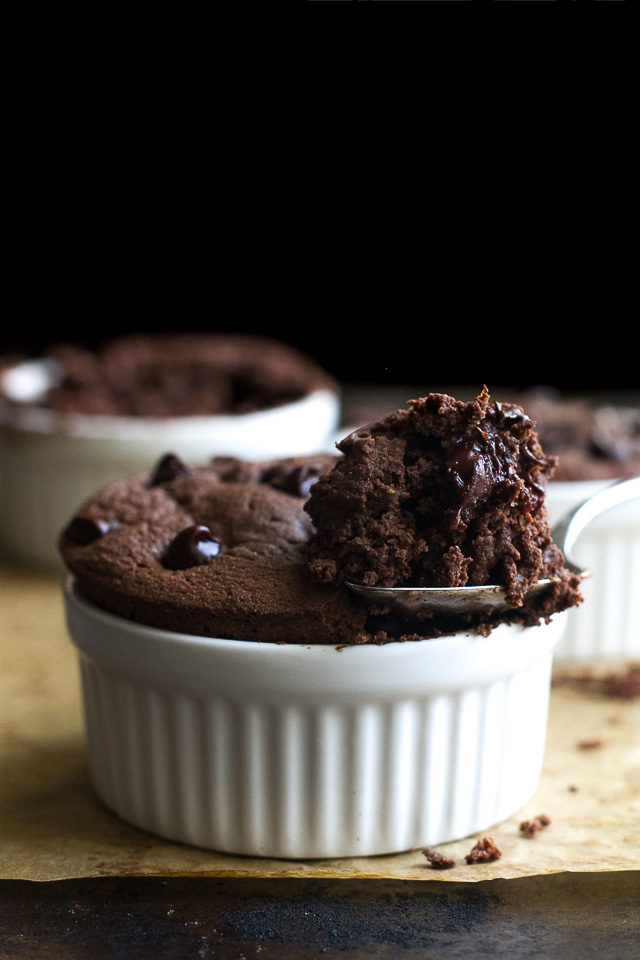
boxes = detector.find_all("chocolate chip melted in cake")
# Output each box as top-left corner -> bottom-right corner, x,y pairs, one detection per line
446,400 -> 547,525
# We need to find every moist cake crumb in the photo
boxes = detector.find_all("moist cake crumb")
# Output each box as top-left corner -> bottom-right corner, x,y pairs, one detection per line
306,387 -> 582,638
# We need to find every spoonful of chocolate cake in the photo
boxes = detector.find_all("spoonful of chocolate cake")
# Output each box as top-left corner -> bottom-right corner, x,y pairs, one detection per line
344,476 -> 639,617
304,387 -> 640,622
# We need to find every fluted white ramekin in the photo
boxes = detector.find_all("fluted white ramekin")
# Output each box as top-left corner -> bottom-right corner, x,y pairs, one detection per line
545,480 -> 640,662
0,359 -> 340,570
63,578 -> 567,860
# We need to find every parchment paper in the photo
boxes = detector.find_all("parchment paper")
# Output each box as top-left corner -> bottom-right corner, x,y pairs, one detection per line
2,566 -> 638,882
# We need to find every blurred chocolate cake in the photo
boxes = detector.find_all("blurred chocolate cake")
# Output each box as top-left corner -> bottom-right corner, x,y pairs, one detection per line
2,333 -> 338,418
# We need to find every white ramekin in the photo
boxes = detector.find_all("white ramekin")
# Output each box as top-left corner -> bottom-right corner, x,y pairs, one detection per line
63,579 -> 567,860
545,480 -> 640,662
0,359 -> 340,570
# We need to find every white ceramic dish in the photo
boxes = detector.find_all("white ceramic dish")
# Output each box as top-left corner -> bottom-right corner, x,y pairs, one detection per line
0,359 -> 340,570
64,579 -> 567,860
545,480 -> 640,662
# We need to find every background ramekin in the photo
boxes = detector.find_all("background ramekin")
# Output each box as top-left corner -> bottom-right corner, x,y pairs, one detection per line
64,579 -> 566,860
0,360 -> 340,570
544,480 -> 640,662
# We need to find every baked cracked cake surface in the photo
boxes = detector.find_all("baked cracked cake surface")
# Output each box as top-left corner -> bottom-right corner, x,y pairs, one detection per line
59,453 -> 367,644
305,387 -> 583,629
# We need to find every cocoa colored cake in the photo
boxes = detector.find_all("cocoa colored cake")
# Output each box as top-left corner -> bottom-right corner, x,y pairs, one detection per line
305,387 -> 583,632
59,453 -> 367,645
3,333 -> 337,418
59,389 -> 583,647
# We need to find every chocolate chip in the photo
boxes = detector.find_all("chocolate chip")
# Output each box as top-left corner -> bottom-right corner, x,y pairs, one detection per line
163,524 -> 222,570
149,453 -> 191,486
261,463 -> 323,497
64,515 -> 117,545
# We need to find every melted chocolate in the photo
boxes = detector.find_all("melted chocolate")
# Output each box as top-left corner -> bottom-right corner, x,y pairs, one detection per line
444,404 -> 547,525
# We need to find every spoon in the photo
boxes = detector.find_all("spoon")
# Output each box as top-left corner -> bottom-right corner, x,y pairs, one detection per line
346,475 -> 640,617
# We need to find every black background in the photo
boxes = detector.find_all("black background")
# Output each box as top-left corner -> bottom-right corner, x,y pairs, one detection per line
3,5 -> 634,398
3,143 -> 634,397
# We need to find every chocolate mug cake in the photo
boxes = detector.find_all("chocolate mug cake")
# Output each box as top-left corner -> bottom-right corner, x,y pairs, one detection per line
60,390 -> 578,858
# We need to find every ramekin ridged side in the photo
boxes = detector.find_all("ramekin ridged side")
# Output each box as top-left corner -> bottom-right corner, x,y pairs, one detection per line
64,580 -> 566,860
545,481 -> 640,662
0,388 -> 340,570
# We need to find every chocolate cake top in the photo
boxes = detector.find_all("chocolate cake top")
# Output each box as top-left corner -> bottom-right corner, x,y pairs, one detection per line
59,453 -> 367,645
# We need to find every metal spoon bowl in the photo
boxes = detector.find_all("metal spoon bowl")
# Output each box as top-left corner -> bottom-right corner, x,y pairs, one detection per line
346,476 -> 640,617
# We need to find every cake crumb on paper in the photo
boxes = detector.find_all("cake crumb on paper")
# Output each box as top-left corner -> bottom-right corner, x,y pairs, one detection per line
519,814 -> 551,837
464,836 -> 502,864
553,663 -> 640,700
421,846 -> 456,869
601,664 -> 640,700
